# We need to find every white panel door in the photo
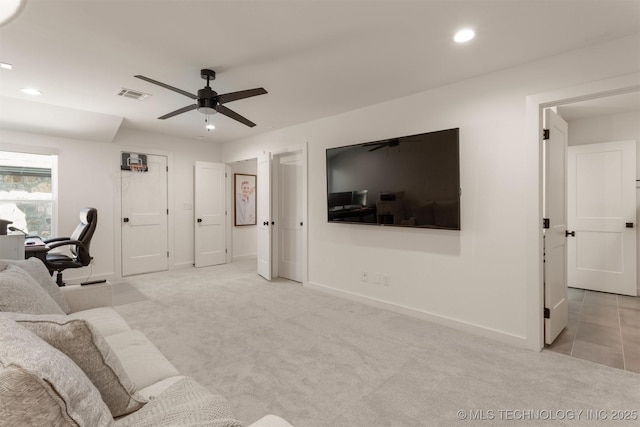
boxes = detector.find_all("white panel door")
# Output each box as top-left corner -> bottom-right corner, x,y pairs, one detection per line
257,152 -> 271,280
194,161 -> 226,268
543,109 -> 569,345
122,154 -> 168,276
568,140 -> 637,296
278,152 -> 303,282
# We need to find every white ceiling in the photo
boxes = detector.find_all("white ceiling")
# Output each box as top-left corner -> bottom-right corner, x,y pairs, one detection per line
1,0 -> 639,144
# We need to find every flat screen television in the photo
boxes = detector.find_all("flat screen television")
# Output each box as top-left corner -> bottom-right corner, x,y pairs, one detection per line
326,128 -> 460,230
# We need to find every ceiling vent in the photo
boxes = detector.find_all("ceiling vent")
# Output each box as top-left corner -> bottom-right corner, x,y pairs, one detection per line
116,88 -> 151,101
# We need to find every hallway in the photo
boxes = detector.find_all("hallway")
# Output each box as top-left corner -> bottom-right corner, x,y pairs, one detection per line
547,288 -> 640,372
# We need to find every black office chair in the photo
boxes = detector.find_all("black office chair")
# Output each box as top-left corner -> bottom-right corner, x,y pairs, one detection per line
44,207 -> 97,286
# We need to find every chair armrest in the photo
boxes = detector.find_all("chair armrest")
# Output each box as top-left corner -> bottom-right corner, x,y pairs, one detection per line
60,282 -> 113,313
43,236 -> 70,244
47,239 -> 85,251
248,415 -> 294,427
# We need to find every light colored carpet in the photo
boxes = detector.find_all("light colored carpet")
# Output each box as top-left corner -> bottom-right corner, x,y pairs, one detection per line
114,259 -> 640,426
112,281 -> 148,306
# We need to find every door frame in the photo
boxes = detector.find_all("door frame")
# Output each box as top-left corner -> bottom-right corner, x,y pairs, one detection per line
271,144 -> 308,283
114,147 -> 174,281
526,72 -> 640,351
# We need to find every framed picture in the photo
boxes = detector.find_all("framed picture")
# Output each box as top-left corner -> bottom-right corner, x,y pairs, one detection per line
234,174 -> 256,226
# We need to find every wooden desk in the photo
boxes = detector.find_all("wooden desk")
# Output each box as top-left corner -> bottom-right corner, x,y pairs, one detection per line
25,237 -> 50,262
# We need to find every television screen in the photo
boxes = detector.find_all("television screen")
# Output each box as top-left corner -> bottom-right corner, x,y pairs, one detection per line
326,128 -> 460,230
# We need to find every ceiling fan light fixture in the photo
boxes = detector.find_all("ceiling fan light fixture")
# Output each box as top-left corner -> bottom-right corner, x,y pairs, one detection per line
205,123 -> 215,131
0,0 -> 26,27
197,94 -> 218,115
198,106 -> 217,115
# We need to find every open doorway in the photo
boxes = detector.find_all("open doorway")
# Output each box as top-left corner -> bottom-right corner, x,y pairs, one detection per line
229,144 -> 308,284
538,83 -> 640,371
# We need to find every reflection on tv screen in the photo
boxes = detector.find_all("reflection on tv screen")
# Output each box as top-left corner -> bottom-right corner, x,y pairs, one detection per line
326,128 -> 460,230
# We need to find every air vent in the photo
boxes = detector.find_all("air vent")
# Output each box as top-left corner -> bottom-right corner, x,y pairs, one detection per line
116,88 -> 151,101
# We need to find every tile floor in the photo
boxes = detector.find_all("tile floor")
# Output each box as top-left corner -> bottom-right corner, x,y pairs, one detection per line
546,288 -> 640,372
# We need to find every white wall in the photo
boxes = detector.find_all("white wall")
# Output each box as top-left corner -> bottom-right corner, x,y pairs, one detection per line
222,34 -> 640,348
229,159 -> 258,259
567,110 -> 640,149
0,127 -> 220,280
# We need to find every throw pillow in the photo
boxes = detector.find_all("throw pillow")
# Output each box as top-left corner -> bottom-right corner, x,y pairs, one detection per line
0,316 -> 113,426
0,264 -> 65,315
0,366 -> 77,426
4,313 -> 147,418
0,258 -> 71,314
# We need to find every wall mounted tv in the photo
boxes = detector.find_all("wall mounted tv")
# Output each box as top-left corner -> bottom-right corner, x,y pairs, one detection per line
326,128 -> 460,230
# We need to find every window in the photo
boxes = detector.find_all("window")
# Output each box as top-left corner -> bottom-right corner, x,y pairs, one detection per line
0,151 -> 56,237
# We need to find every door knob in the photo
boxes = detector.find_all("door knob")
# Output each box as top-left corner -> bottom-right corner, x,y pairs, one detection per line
263,221 -> 268,226
626,222 -> 634,228
197,218 -> 203,223
566,230 -> 575,237
123,218 -> 129,223
300,221 -> 303,226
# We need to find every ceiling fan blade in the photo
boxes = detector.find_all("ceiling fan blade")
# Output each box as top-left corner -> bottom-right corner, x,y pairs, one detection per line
216,104 -> 257,127
134,75 -> 197,100
368,143 -> 387,152
158,104 -> 197,120
218,88 -> 267,104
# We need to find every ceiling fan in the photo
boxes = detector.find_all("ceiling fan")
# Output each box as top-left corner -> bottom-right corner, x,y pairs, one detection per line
368,138 -> 400,152
134,69 -> 267,127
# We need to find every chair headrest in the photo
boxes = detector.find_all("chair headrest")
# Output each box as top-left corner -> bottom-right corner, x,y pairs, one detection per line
80,208 -> 97,225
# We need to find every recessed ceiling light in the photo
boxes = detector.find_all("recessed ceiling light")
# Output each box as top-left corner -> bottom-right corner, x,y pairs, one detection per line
454,28 -> 475,43
21,88 -> 42,96
0,0 -> 27,27
0,62 -> 12,70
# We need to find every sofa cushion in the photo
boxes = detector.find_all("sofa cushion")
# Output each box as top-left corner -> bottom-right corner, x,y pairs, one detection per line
114,377 -> 244,427
0,366 -> 78,426
0,264 -> 65,315
5,313 -> 147,418
0,258 -> 71,314
105,330 -> 180,390
0,316 -> 112,426
69,307 -> 132,337
138,376 -> 185,400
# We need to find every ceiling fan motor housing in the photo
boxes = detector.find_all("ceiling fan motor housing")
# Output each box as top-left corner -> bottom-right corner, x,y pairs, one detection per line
197,86 -> 218,114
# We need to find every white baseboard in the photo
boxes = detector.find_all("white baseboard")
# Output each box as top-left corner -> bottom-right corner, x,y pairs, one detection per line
304,281 -> 529,350
232,254 -> 257,261
172,261 -> 194,270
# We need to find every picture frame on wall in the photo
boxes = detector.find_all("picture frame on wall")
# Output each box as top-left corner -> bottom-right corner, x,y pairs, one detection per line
234,173 -> 256,226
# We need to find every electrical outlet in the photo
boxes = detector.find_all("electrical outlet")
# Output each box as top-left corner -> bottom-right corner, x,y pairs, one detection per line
383,275 -> 390,286
361,271 -> 368,282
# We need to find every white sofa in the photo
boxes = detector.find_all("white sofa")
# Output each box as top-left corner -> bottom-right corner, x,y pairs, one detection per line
0,258 -> 292,427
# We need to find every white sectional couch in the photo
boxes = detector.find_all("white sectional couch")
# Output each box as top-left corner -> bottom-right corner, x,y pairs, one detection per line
0,258 -> 292,427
